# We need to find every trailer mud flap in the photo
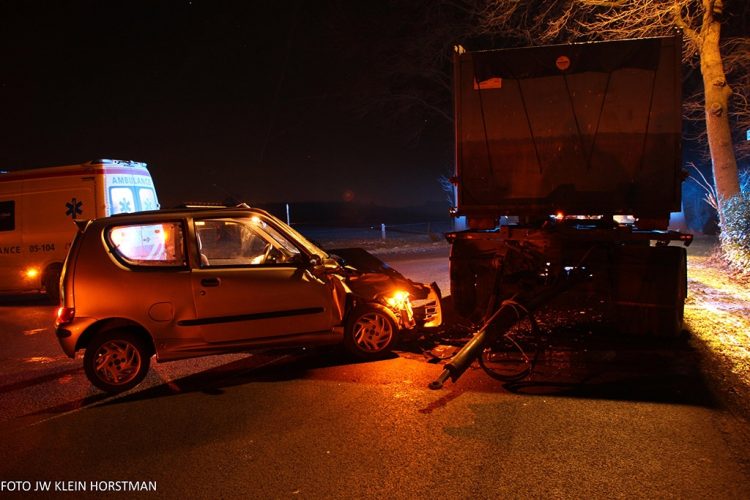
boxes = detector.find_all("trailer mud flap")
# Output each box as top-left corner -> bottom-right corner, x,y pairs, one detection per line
611,245 -> 687,337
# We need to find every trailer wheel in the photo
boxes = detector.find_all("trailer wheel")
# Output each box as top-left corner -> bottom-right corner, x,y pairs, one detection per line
450,240 -> 497,321
612,245 -> 687,337
450,258 -> 477,318
450,238 -> 482,318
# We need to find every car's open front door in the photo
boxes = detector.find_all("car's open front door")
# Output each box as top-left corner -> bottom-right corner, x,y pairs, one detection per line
189,215 -> 343,344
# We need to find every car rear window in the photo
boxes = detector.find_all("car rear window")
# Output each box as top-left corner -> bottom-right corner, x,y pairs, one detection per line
107,222 -> 186,267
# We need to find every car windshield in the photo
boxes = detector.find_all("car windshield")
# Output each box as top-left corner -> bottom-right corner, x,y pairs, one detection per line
258,211 -> 328,260
248,215 -> 300,255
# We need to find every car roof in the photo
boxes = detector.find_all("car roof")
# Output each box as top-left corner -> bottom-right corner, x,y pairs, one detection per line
85,206 -> 272,227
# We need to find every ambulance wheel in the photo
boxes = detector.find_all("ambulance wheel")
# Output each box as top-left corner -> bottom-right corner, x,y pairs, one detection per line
44,264 -> 62,303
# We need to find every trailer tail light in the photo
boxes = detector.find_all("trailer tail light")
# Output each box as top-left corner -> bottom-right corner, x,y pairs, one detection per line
56,306 -> 75,326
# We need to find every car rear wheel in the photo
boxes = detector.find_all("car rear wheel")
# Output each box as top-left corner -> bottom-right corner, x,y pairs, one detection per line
83,330 -> 151,393
344,305 -> 397,360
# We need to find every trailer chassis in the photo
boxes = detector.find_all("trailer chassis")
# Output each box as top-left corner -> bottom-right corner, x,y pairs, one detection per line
431,221 -> 692,388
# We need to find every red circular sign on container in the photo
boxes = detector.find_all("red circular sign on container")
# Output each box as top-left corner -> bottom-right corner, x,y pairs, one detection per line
556,55 -> 571,71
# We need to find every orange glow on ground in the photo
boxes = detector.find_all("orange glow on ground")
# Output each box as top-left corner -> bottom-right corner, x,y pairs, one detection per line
22,356 -> 58,364
686,253 -> 750,388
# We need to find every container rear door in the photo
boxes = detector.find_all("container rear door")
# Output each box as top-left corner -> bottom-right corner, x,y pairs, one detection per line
455,35 -> 682,221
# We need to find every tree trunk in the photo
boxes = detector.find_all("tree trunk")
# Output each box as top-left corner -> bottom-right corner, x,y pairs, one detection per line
700,1 -> 740,226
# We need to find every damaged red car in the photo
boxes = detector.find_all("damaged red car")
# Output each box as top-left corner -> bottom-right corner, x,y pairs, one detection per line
55,206 -> 442,393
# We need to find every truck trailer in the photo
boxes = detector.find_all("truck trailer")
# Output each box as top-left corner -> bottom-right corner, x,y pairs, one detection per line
433,33 -> 692,389
448,32 -> 690,338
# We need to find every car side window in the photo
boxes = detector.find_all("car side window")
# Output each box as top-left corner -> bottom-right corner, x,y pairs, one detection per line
107,222 -> 186,267
195,216 -> 301,267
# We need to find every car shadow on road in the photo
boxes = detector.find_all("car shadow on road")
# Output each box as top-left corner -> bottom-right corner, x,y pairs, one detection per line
0,293 -> 55,307
98,347 -> 395,406
99,325 -> 720,412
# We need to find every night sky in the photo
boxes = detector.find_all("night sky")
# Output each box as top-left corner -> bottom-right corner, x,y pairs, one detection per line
0,1 -> 458,209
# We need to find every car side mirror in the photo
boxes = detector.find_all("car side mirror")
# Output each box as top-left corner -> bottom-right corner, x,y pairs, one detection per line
307,255 -> 322,267
309,256 -> 340,274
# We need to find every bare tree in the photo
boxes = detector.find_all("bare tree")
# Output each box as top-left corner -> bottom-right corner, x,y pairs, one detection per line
476,0 -> 747,225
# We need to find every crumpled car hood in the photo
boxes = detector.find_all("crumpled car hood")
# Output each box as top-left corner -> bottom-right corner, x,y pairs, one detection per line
327,247 -> 435,300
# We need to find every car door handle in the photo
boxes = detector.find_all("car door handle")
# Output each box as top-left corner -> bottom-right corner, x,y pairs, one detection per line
201,277 -> 221,287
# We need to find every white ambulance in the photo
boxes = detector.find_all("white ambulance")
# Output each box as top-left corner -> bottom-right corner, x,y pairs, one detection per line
0,159 -> 160,300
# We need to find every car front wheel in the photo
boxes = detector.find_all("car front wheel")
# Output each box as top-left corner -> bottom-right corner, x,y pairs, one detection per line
344,305 -> 398,360
83,330 -> 151,393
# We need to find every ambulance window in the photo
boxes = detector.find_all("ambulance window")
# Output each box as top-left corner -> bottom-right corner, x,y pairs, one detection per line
110,187 -> 136,214
0,201 -> 14,231
138,188 -> 158,211
107,222 -> 186,267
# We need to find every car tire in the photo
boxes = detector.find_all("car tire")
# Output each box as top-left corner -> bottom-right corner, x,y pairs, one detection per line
344,305 -> 398,360
83,330 -> 151,393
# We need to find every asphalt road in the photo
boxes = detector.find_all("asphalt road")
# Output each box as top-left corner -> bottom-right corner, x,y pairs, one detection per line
1,247 -> 749,498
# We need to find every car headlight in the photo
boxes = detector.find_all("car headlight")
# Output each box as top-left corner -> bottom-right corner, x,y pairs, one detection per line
385,290 -> 410,310
382,290 -> 415,328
